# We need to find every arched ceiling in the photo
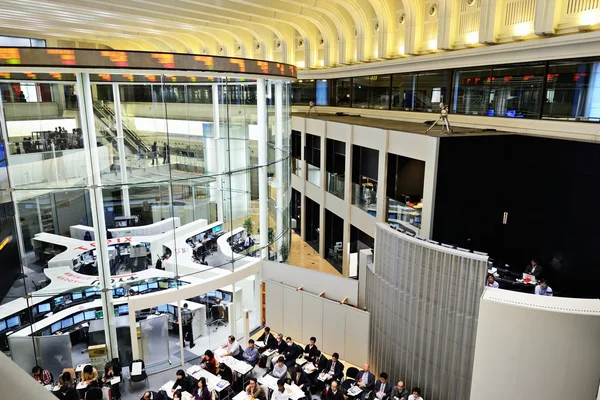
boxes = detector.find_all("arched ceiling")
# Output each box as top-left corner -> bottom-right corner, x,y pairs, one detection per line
0,0 -> 599,69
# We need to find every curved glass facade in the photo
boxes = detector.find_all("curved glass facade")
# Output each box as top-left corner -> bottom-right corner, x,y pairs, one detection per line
0,61 -> 293,375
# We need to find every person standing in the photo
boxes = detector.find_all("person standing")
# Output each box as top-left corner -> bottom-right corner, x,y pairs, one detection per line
181,303 -> 195,348
151,141 -> 158,165
163,142 -> 169,164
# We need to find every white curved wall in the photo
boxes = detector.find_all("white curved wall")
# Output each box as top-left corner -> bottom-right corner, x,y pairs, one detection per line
470,288 -> 600,400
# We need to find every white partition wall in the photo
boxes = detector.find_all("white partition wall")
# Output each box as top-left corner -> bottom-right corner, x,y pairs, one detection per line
265,279 -> 370,366
367,223 -> 488,400
470,289 -> 600,400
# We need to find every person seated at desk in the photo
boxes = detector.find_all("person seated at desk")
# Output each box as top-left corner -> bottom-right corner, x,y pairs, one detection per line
217,363 -> 233,384
193,377 -> 210,400
534,279 -> 553,296
142,391 -> 166,400
308,350 -> 328,384
374,373 -> 392,400
201,350 -> 218,375
55,373 -> 78,400
304,337 -> 319,360
293,368 -> 310,390
172,369 -> 194,394
84,231 -> 92,241
391,381 -> 409,400
326,381 -> 343,400
271,379 -> 288,400
266,333 -> 286,369
525,258 -> 543,279
282,337 -> 302,368
271,357 -> 288,379
221,335 -> 242,359
257,326 -> 277,352
407,387 -> 423,400
103,362 -> 121,400
32,365 -> 53,385
485,274 -> 499,289
242,339 -> 259,367
355,364 -> 375,400
82,365 -> 98,384
322,353 -> 344,384
214,298 -> 226,320
173,390 -> 183,400
246,378 -> 267,400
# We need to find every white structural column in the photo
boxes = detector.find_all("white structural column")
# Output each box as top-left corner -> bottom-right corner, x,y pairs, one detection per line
257,79 -> 269,259
76,73 -> 119,358
375,132 -> 389,223
211,83 -> 224,221
0,96 -> 26,263
318,133 -> 326,259
275,82 -> 284,257
342,128 -> 354,277
112,83 -> 130,216
300,123 -> 307,241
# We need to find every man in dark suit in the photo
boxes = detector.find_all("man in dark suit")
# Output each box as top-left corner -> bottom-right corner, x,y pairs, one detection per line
267,333 -> 287,369
293,368 -> 311,398
308,350 -> 328,385
257,327 -> 277,352
374,373 -> 392,400
525,258 -> 543,279
391,381 -> 409,400
141,391 -> 165,400
282,337 -> 303,368
355,364 -> 375,400
326,381 -> 344,400
322,352 -> 344,384
304,337 -> 319,360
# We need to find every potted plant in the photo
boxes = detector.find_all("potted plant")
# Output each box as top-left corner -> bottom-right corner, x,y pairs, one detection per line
279,242 -> 289,262
242,217 -> 254,236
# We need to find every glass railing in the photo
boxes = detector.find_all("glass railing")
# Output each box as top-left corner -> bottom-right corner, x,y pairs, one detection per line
326,172 -> 344,200
386,197 -> 422,236
307,163 -> 320,187
292,157 -> 302,176
352,182 -> 377,216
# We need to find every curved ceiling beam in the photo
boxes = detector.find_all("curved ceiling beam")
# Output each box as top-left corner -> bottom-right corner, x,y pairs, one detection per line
400,0 -> 423,54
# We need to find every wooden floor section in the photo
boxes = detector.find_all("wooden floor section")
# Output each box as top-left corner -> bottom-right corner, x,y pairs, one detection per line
288,232 -> 341,276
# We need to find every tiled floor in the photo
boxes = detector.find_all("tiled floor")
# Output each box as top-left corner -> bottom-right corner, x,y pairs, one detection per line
288,232 -> 341,276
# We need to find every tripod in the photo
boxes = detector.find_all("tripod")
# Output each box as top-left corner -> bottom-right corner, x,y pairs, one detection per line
426,104 -> 453,134
307,101 -> 319,116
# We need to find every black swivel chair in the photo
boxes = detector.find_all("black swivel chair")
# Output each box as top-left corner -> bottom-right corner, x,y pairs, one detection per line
341,367 -> 359,391
85,387 -> 103,400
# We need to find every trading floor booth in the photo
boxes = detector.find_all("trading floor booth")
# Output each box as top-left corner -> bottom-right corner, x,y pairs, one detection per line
0,47 -> 294,377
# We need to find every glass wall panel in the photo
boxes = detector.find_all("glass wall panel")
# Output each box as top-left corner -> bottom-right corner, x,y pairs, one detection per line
292,80 -> 316,105
453,64 -> 544,118
544,60 -> 600,122
352,76 -> 391,110
0,70 -> 292,379
335,78 -> 352,107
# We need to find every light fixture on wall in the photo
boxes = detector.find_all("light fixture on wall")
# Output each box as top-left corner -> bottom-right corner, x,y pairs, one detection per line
580,9 -> 600,27
296,61 -> 305,68
466,31 -> 479,45
428,39 -> 438,50
513,23 -> 531,40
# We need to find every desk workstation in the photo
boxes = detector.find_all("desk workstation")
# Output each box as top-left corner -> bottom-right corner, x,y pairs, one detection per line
70,217 -> 181,240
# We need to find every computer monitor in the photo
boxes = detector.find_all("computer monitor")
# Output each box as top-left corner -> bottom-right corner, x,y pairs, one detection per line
54,296 -> 64,306
6,315 -> 20,329
148,282 -> 158,290
168,281 -> 177,288
212,225 -> 222,233
61,317 -> 73,329
72,292 -> 83,301
214,291 -> 223,300
129,286 -> 138,293
84,310 -> 96,320
118,305 -> 128,315
222,293 -> 232,302
72,259 -> 78,267
206,291 -> 216,298
0,320 -> 6,332
73,313 -> 84,324
157,305 -> 168,313
95,310 -> 104,319
168,305 -> 175,314
158,281 -> 167,289
51,321 -> 61,334
138,283 -> 148,292
115,288 -> 125,296
38,303 -> 51,313
85,288 -> 97,297
42,328 -> 51,336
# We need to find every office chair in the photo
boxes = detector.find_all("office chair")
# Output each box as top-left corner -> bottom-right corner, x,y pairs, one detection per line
341,367 -> 359,391
85,387 -> 103,400
208,305 -> 227,331
129,359 -> 148,388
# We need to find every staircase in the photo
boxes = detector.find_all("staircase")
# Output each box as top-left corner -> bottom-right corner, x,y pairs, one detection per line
92,102 -> 150,154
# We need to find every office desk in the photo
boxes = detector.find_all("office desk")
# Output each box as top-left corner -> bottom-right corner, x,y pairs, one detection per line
214,347 -> 253,386
187,365 -> 230,393
258,375 -> 305,400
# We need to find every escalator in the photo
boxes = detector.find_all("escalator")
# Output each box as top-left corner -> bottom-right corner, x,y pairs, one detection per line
92,102 -> 150,154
